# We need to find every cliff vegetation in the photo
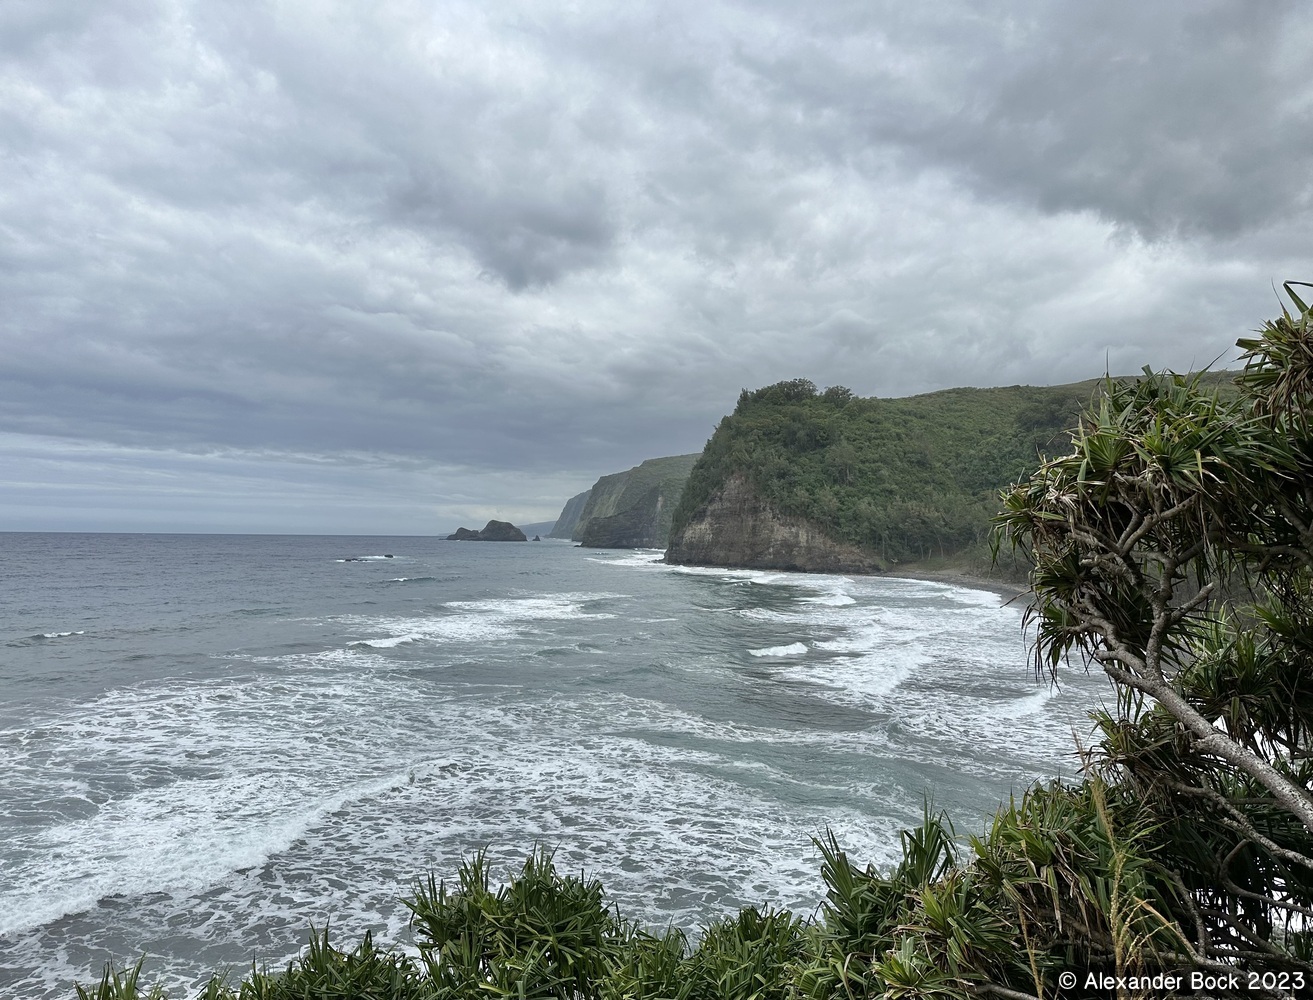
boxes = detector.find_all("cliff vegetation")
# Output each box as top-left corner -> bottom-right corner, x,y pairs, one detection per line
547,490 -> 591,539
668,378 -> 1104,573
556,454 -> 699,548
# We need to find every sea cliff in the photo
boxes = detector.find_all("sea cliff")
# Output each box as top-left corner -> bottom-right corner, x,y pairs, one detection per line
548,491 -> 591,539
664,377 -> 1097,575
665,473 -> 884,573
550,455 -> 699,548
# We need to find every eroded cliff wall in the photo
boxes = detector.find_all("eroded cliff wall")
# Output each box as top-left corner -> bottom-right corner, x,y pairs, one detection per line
567,454 -> 699,548
665,473 -> 884,573
548,490 -> 592,539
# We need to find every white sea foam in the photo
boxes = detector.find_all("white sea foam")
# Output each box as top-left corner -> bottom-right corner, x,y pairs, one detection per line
666,564 -> 784,584
586,550 -> 667,568
0,663 -> 900,964
0,667 -> 426,938
749,642 -> 808,657
350,635 -> 419,649
0,768 -> 406,938
782,648 -> 924,705
36,631 -> 84,639
802,592 -> 856,606
987,687 -> 1059,719
334,594 -> 621,648
0,553 -> 1105,999
736,608 -> 795,622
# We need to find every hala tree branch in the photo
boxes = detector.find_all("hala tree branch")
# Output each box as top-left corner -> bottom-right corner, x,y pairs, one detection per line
1219,878 -> 1313,922
1094,640 -> 1313,836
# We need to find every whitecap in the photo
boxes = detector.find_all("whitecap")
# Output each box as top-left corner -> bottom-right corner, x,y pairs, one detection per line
749,642 -> 808,657
586,550 -> 667,568
802,593 -> 856,606
782,648 -> 924,704
984,687 -> 1058,720
349,635 -> 419,649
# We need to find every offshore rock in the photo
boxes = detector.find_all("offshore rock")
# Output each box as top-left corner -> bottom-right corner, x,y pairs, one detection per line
665,474 -> 884,573
446,520 -> 528,542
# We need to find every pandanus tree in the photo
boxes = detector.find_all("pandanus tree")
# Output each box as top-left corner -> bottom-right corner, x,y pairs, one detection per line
995,282 -> 1313,981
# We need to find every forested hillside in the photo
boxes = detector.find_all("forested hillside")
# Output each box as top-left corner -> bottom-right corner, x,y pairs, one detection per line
668,377 -> 1103,569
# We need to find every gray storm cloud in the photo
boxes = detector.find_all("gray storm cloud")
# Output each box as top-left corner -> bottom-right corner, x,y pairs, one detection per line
1,0 -> 1310,531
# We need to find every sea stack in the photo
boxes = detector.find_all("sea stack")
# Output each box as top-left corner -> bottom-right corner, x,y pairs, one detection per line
445,520 -> 528,542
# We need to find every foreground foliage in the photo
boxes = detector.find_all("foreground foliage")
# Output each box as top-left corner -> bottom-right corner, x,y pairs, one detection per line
79,792 -> 1229,1000
81,288 -> 1313,998
991,282 -> 1313,987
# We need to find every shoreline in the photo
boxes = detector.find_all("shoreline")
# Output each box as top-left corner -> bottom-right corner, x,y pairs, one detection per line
881,567 -> 1030,602
655,548 -> 1032,602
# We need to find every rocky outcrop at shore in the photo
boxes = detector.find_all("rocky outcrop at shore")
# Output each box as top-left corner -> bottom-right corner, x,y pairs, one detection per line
446,520 -> 528,542
664,473 -> 885,573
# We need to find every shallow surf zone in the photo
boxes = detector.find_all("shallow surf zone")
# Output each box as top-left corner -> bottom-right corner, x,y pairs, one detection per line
0,542 -> 1108,999
336,593 -> 622,649
0,661 -> 896,997
584,552 -> 1107,783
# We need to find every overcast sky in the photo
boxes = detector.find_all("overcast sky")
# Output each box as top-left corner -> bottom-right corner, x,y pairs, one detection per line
2,1 -> 1310,533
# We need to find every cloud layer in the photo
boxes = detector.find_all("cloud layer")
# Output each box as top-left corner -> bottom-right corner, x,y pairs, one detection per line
2,0 -> 1310,531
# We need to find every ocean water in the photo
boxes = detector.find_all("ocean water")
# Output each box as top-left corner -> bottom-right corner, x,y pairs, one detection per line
0,533 -> 1108,997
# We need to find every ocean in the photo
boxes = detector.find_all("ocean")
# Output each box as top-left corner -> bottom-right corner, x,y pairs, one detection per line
0,532 -> 1107,997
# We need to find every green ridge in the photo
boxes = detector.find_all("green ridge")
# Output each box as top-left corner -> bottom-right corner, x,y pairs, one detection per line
670,378 -> 1110,569
571,453 -> 700,548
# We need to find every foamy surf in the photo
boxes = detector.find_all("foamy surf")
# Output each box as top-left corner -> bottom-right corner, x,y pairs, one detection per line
0,533 -> 1108,1000
350,635 -> 419,648
333,595 -> 621,648
781,649 -> 923,705
802,592 -> 856,606
749,642 -> 808,657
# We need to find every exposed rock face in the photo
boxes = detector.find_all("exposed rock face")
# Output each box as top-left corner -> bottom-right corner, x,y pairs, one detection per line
579,485 -> 667,548
665,474 -> 885,573
548,490 -> 591,539
572,455 -> 699,548
446,520 -> 528,542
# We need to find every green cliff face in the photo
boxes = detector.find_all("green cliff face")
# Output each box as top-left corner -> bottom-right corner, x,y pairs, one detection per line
548,490 -> 592,539
666,378 -> 1106,573
562,454 -> 700,548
